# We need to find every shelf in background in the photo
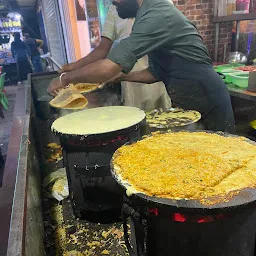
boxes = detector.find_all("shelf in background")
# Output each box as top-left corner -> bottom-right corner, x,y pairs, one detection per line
212,13 -> 256,23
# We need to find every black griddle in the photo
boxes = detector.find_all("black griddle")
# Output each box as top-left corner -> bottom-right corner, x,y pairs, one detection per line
53,110 -> 146,221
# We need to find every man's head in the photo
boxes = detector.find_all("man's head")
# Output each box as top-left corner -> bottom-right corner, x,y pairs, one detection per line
13,32 -> 21,41
112,0 -> 139,19
24,33 -> 30,40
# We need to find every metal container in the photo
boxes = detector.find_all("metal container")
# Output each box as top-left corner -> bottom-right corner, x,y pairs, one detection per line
143,108 -> 202,135
227,52 -> 248,64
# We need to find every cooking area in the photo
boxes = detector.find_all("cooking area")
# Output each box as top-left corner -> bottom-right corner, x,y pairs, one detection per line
4,70 -> 256,256
3,0 -> 256,256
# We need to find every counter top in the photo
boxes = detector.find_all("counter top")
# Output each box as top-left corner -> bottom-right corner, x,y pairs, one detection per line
0,81 -> 29,256
227,85 -> 256,102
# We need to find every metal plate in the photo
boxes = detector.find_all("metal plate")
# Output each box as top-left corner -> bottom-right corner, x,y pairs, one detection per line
110,131 -> 256,212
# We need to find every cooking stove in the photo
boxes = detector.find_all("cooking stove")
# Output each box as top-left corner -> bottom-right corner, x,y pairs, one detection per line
122,194 -> 256,256
61,124 -> 143,222
109,131 -> 256,255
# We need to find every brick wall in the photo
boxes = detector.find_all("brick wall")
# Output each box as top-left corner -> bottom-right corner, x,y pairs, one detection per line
173,0 -> 233,61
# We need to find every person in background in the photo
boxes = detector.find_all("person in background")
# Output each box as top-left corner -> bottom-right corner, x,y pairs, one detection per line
11,32 -> 32,83
58,3 -> 172,111
24,33 -> 44,73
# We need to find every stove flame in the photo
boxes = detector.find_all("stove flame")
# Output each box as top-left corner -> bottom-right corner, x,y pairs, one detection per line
148,208 -> 159,216
172,213 -> 187,223
171,213 -> 228,223
67,135 -> 129,147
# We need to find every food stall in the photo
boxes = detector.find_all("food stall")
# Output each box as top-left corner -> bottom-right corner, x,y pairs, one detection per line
0,70 -> 255,256
0,14 -> 22,83
3,1 -> 256,256
212,0 -> 256,137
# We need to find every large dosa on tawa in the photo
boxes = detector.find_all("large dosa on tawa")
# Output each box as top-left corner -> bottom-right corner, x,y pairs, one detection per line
113,132 -> 256,204
51,106 -> 145,135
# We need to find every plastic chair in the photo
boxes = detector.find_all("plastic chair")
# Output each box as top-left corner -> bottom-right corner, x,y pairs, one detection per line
0,73 -> 8,111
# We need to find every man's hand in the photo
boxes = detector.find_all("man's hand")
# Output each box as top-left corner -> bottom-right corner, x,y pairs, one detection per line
59,63 -> 73,74
106,72 -> 125,84
47,77 -> 64,96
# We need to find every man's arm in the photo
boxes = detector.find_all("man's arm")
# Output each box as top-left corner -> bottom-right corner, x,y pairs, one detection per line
110,69 -> 157,84
24,42 -> 31,57
47,58 -> 121,95
61,5 -> 116,73
47,60 -> 158,95
36,39 -> 44,48
62,59 -> 121,85
61,37 -> 113,72
11,43 -> 15,58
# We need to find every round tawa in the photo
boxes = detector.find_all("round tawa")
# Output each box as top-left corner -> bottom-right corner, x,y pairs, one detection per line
51,106 -> 146,136
146,108 -> 201,129
111,131 -> 256,212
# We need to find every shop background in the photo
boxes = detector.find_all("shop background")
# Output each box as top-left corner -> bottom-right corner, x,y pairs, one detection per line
97,0 -> 112,30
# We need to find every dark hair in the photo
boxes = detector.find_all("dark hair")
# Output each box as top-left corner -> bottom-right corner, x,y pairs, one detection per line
13,32 -> 21,41
24,33 -> 30,39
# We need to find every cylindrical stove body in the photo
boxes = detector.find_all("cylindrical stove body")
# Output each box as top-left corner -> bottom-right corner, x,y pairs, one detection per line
60,124 -> 143,222
123,196 -> 256,256
112,132 -> 256,256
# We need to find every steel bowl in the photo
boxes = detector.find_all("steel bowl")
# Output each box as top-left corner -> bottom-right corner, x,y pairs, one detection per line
227,52 -> 248,64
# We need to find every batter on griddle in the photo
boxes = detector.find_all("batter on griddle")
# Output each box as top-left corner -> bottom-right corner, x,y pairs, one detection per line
51,106 -> 145,135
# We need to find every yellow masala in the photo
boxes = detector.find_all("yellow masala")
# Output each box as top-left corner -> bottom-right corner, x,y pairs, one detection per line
113,132 -> 256,202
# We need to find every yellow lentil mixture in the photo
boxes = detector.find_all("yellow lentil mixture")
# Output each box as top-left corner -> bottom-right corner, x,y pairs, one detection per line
113,132 -> 256,202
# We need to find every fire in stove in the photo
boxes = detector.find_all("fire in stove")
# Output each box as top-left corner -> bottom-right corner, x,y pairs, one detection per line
122,194 -> 256,256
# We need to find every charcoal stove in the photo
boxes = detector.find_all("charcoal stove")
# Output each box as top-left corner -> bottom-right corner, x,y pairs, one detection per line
53,107 -> 146,222
120,193 -> 256,256
111,132 -> 256,256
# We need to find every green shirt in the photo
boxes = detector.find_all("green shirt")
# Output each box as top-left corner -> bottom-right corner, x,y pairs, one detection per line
107,0 -> 212,75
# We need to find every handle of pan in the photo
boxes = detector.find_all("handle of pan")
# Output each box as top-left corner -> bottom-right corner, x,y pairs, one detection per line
217,72 -> 226,80
98,82 -> 107,89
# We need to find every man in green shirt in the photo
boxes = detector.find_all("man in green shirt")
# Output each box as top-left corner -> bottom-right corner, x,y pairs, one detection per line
48,0 -> 235,133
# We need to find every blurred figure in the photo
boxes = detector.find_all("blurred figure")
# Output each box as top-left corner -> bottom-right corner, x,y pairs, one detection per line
11,32 -> 32,83
24,33 -> 44,73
